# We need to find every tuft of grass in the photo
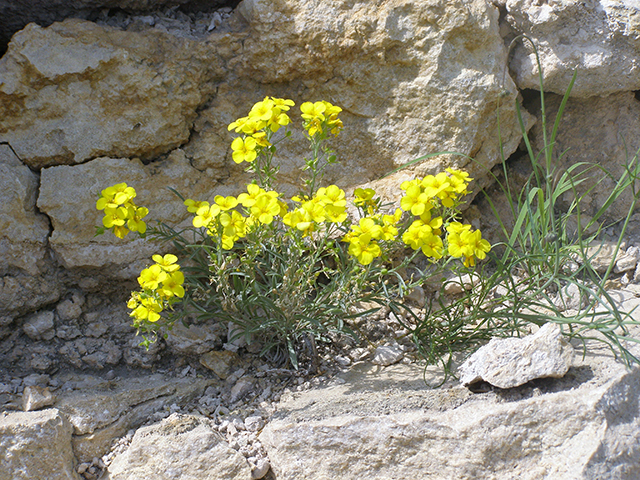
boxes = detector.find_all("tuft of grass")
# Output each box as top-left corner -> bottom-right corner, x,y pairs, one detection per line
387,35 -> 640,382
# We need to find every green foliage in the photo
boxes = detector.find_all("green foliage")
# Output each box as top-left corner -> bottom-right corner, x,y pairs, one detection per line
94,37 -> 640,379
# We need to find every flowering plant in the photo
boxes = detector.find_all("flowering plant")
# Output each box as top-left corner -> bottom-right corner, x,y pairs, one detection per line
96,97 -> 491,368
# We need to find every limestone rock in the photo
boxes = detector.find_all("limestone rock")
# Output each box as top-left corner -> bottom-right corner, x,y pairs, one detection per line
22,310 -> 56,340
459,322 -> 574,389
530,92 -> 640,220
104,413 -> 252,480
54,373 -> 218,462
193,0 -> 529,195
505,0 -> 640,97
200,350 -> 239,379
260,344 -> 640,479
37,154 -> 218,273
0,408 -> 80,480
0,144 -> 50,276
22,385 -> 55,411
371,343 -> 404,367
165,321 -> 221,356
0,19 -> 223,168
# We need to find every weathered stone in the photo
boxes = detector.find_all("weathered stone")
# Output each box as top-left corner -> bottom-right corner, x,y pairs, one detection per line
192,0 -> 529,196
37,154 -> 217,273
583,241 -> 625,274
22,385 -> 55,411
104,413 -> 252,480
529,92 -> 640,220
230,376 -> 256,403
200,350 -> 239,379
0,0 -> 229,53
615,246 -> 640,274
459,322 -> 574,389
56,292 -> 85,321
371,343 -> 404,367
54,373 -> 218,462
260,343 -> 640,480
505,0 -> 640,97
250,458 -> 270,480
0,408 -> 80,480
0,19 -> 223,168
22,310 -> 56,341
0,144 -> 50,276
165,321 -> 221,356
443,273 -> 480,295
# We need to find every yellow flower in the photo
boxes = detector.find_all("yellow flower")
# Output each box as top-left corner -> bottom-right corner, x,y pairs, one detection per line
237,184 -> 265,207
422,172 -> 456,207
193,204 -> 221,229
271,97 -> 295,111
251,194 -> 281,225
96,183 -> 136,210
231,137 -> 258,164
249,99 -> 276,122
214,195 -> 239,211
347,233 -> 381,265
152,254 -> 180,272
113,225 -> 129,239
446,222 -> 472,235
446,168 -> 472,194
421,233 -> 444,259
102,206 -> 127,228
159,271 -> 185,298
131,297 -> 163,323
400,184 -> 432,216
300,101 -> 326,121
184,199 -> 209,213
348,217 -> 384,241
138,264 -> 168,290
228,116 -> 249,132
126,206 -> 148,234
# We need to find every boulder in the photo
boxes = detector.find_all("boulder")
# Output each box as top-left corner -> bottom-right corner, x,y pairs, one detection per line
0,144 -> 50,276
0,408 -> 80,480
458,322 -> 574,389
259,339 -> 640,479
54,372 -> 219,462
529,92 -> 640,220
0,19 -> 223,168
194,0 -> 530,196
505,0 -> 640,97
0,1 -> 231,54
104,413 -> 252,480
37,153 -> 220,273
105,414 -> 251,480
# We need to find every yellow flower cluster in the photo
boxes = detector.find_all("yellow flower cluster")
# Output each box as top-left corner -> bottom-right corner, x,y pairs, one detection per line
446,222 -> 491,267
228,97 -> 295,164
342,168 -> 491,267
397,168 -> 475,261
283,185 -> 348,235
186,184 -> 287,249
96,183 -> 148,239
128,254 -> 185,324
342,210 -> 402,265
300,101 -> 343,137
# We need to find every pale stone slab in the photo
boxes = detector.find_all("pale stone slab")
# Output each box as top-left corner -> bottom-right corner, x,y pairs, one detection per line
0,408 -> 80,480
459,322 -> 574,389
104,414 -> 252,480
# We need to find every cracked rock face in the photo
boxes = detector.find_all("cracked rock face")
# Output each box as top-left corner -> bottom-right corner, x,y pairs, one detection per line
0,145 -> 50,276
0,408 -> 81,480
458,322 -> 574,389
105,414 -> 252,480
0,19 -> 223,168
505,0 -> 640,97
